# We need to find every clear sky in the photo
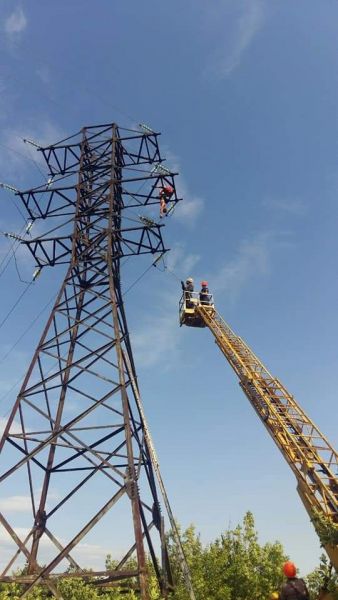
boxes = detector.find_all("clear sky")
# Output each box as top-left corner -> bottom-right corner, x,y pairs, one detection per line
0,0 -> 337,577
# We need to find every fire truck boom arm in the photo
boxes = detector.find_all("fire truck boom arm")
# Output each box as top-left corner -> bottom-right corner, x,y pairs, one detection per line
195,304 -> 338,569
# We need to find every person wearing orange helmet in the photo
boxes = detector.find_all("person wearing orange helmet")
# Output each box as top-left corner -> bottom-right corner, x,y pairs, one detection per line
279,561 -> 309,600
199,281 -> 212,305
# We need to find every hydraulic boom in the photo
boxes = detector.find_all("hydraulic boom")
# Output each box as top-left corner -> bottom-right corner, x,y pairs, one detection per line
180,296 -> 338,570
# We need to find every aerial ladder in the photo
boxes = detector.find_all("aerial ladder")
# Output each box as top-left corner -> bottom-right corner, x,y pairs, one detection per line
179,292 -> 338,572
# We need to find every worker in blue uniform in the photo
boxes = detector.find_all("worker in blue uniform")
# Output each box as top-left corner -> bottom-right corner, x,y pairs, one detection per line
199,281 -> 212,305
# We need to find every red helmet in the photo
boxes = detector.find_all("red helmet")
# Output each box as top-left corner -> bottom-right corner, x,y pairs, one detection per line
283,562 -> 296,578
201,281 -> 208,287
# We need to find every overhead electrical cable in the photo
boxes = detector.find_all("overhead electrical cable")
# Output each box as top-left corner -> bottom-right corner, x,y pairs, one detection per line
0,256 -> 160,414
0,283 -> 33,333
0,141 -> 47,182
22,137 -> 48,180
0,292 -> 57,366
9,197 -> 27,222
13,252 -> 32,284
0,224 -> 28,280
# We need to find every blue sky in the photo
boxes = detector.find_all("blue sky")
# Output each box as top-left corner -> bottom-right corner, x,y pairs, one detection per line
0,0 -> 337,576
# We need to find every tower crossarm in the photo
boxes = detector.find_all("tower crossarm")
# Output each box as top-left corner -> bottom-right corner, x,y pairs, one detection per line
13,124 -> 180,268
20,221 -> 166,268
195,304 -> 338,568
16,171 -> 179,220
37,125 -> 164,176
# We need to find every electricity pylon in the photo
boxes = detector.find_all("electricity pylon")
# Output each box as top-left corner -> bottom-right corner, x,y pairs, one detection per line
0,123 -> 181,599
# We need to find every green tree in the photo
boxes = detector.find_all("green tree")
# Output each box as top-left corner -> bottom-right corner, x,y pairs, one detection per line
203,512 -> 286,600
166,523 -> 205,600
0,512 -> 290,600
167,512 -> 287,600
306,554 -> 338,600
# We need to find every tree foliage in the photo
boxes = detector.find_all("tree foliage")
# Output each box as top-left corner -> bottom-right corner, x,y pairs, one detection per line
0,512 -> 334,600
167,511 -> 286,600
306,554 -> 338,600
311,511 -> 338,547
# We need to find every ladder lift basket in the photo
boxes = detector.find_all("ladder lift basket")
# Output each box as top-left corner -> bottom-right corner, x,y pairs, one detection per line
179,291 -> 215,328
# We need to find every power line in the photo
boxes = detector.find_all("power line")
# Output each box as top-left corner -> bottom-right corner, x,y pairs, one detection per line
0,382 -> 21,414
0,252 -> 159,378
0,141 -> 47,182
122,263 -> 155,297
9,197 -> 27,222
122,253 -> 167,297
0,224 -> 29,280
0,258 -> 156,412
0,238 -> 23,279
0,241 -> 18,276
13,251 -> 31,284
0,283 -> 32,333
0,292 -> 56,366
0,227 -> 24,271
22,138 -> 48,180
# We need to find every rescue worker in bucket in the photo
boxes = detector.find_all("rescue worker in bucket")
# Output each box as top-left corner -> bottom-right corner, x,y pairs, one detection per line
199,281 -> 212,305
181,277 -> 194,307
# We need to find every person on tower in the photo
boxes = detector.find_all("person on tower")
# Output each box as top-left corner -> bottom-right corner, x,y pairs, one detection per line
199,281 -> 212,305
159,184 -> 174,217
279,561 -> 309,600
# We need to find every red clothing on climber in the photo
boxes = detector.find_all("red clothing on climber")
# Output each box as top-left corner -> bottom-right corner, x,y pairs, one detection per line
159,185 -> 174,217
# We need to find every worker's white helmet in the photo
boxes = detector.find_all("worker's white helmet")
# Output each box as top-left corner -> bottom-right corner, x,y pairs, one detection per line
186,277 -> 193,283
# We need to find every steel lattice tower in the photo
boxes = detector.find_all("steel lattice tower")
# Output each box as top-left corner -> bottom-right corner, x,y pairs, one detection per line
0,123 -> 181,599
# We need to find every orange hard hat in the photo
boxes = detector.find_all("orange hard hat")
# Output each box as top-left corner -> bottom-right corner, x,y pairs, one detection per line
283,561 -> 296,578
201,281 -> 208,287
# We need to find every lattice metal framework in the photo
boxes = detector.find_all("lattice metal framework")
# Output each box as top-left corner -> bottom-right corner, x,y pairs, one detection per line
0,123 -> 181,599
196,304 -> 338,569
